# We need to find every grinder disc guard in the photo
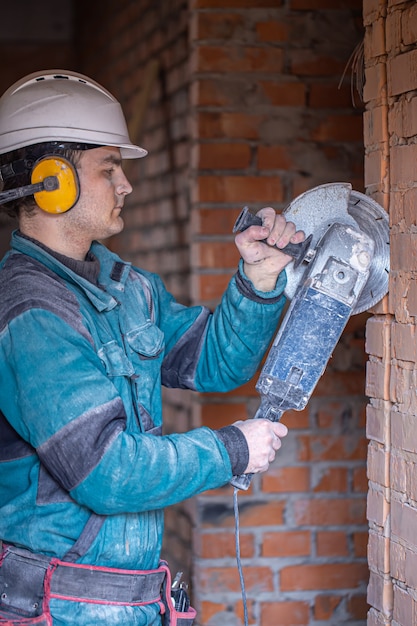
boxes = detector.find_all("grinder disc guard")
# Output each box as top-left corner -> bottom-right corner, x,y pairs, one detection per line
283,183 -> 390,314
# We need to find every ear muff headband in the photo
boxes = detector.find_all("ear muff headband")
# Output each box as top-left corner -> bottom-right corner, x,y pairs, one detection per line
31,156 -> 79,214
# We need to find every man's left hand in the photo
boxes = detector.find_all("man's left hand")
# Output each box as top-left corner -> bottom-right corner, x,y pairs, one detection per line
234,207 -> 305,292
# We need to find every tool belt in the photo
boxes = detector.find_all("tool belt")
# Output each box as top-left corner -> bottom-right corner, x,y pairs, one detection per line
0,544 -> 196,625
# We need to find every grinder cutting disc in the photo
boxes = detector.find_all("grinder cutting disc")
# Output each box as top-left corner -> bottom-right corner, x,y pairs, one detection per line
283,182 -> 390,314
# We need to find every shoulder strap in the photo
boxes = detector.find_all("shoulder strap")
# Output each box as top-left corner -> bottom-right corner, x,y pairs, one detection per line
61,512 -> 106,562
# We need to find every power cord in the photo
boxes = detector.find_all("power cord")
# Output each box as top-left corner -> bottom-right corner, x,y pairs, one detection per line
233,487 -> 248,626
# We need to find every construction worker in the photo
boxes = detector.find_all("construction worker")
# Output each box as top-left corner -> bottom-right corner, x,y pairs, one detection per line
0,70 -> 304,626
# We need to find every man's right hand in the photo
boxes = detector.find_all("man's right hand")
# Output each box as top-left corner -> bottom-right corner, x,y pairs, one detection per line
233,418 -> 288,475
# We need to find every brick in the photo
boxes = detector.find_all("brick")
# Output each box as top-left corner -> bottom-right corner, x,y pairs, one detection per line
293,497 -> 366,525
364,149 -> 389,189
367,484 -> 389,527
256,20 -> 289,43
201,402 -> 250,428
192,12 -> 245,40
195,112 -> 264,140
390,450 -> 408,494
363,0 -> 383,25
311,466 -> 348,492
404,188 -> 417,230
194,45 -> 284,74
392,410 -> 417,454
388,49 -> 417,96
194,175 -> 283,204
367,441 -> 389,487
388,100 -> 404,142
315,401 -> 346,429
260,601 -> 309,625
354,531 -> 369,558
262,466 -> 310,493
239,500 -> 285,527
367,607 -> 392,626
364,106 -> 388,148
363,63 -> 387,104
191,241 -> 239,269
235,598 -> 256,625
391,539 -> 411,583
192,272 -> 232,302
348,594 -> 369,619
391,321 -> 417,362
393,584 -> 416,626
199,531 -> 254,558
391,499 -> 417,551
391,232 -> 417,271
385,6 -> 401,53
279,408 -> 309,429
197,565 -> 274,593
262,530 -> 310,557
257,145 -> 295,170
368,529 -> 390,574
400,96 -> 417,138
314,594 -> 342,620
290,50 -> 347,76
190,78 -> 248,107
389,364 -> 417,410
261,530 -> 311,558
404,548 -> 417,590
311,114 -> 363,142
315,370 -> 365,397
296,434 -> 367,462
365,316 -> 390,359
199,601 -> 227,625
359,403 -> 367,429
309,82 -> 355,108
197,142 -> 252,170
316,531 -> 349,557
405,277 -> 417,317
281,562 -> 368,591
366,359 -> 390,401
192,207 -> 238,236
402,3 -> 417,47
259,81 -> 306,107
409,461 -> 417,502
353,466 -> 368,493
367,571 -> 393,615
367,16 -> 386,57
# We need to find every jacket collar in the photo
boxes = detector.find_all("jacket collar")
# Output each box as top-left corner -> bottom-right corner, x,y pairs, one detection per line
11,230 -> 132,312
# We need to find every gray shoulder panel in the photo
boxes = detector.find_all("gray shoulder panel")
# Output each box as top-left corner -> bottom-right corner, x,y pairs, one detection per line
0,252 -> 92,343
161,307 -> 210,390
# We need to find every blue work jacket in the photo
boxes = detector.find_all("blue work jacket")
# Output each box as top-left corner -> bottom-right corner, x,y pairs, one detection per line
0,231 -> 287,624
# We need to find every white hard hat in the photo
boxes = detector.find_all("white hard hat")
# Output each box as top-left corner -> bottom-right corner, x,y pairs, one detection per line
0,69 -> 147,159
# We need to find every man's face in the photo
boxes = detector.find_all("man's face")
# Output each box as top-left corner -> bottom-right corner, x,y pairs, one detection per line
65,146 -> 133,242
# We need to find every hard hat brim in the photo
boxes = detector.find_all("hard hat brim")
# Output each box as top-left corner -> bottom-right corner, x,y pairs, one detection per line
0,70 -> 149,159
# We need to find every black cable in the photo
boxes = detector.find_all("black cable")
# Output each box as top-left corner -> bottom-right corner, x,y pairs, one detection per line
233,487 -> 248,626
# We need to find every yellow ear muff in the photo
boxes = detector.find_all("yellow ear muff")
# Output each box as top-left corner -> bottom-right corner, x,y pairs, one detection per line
31,156 -> 79,214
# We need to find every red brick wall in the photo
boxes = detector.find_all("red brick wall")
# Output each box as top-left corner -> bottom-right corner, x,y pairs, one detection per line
189,1 -> 368,624
363,1 -> 417,625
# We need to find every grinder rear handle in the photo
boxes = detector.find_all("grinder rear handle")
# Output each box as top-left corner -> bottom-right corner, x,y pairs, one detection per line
233,206 -> 313,269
